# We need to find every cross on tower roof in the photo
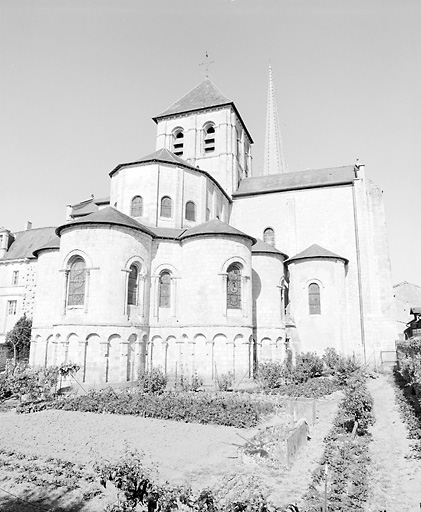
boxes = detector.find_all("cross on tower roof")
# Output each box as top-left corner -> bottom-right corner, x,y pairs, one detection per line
199,52 -> 215,78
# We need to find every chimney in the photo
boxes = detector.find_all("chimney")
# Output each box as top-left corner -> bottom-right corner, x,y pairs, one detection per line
25,221 -> 32,230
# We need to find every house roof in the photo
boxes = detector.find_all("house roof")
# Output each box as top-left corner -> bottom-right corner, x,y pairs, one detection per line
233,166 -> 356,197
56,207 -> 155,237
252,238 -> 288,258
287,244 -> 348,264
152,78 -> 253,143
178,219 -> 256,244
1,227 -> 57,261
109,148 -> 231,203
32,236 -> 61,257
410,307 -> 421,315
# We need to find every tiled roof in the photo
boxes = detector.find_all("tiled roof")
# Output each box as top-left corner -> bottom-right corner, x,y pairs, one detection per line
179,219 -> 256,244
287,244 -> 348,264
2,227 -> 57,261
252,238 -> 288,258
109,148 -> 231,203
233,166 -> 356,197
149,227 -> 186,239
32,236 -> 60,257
154,78 -> 232,119
56,207 -> 155,237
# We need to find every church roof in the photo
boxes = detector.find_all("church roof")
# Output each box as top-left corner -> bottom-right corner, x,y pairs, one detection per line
286,244 -> 348,264
178,219 -> 256,244
109,148 -> 231,203
56,207 -> 155,237
233,166 -> 356,197
152,78 -> 253,143
154,78 -> 232,119
1,227 -> 57,261
252,238 -> 288,258
32,236 -> 61,257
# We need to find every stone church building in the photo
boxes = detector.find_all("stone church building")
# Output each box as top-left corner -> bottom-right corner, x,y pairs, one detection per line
0,72 -> 396,385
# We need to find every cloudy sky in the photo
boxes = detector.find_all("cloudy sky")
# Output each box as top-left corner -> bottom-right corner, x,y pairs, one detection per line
1,0 -> 420,285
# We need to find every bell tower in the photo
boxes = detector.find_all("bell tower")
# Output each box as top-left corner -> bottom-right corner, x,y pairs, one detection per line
152,78 -> 253,196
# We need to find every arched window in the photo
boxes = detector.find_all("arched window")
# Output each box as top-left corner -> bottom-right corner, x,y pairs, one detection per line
308,283 -> 321,315
204,124 -> 215,153
160,196 -> 172,218
127,264 -> 139,306
227,263 -> 242,309
185,201 -> 196,221
130,196 -> 143,217
263,227 -> 275,247
173,129 -> 184,156
159,271 -> 171,308
67,257 -> 86,306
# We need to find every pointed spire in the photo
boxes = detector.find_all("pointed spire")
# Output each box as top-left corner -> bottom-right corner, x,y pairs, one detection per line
263,64 -> 287,175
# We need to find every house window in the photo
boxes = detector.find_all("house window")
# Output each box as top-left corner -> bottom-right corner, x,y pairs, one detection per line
173,129 -> 184,156
7,300 -> 17,315
130,196 -> 143,217
127,264 -> 139,306
12,271 -> 19,285
227,263 -> 241,309
263,227 -> 275,246
159,271 -> 171,308
160,196 -> 172,218
309,283 -> 321,315
67,257 -> 86,306
204,124 -> 215,153
185,201 -> 196,221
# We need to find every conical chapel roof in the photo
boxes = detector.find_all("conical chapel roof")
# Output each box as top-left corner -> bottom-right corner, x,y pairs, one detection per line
286,244 -> 348,264
56,207 -> 155,237
179,219 -> 256,244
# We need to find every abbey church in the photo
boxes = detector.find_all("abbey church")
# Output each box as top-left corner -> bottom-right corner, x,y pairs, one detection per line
0,70 -> 397,385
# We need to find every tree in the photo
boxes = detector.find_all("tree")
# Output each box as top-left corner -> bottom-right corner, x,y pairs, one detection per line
5,315 -> 32,363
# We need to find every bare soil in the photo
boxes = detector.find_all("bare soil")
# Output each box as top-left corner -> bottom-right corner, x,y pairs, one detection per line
0,393 -> 341,511
366,373 -> 421,511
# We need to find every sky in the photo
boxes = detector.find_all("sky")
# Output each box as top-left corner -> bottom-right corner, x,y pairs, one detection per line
1,0 -> 420,285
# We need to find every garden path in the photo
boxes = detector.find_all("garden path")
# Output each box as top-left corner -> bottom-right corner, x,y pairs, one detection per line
366,373 -> 421,511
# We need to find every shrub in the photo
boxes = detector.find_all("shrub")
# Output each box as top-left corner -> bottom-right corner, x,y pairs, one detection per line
287,352 -> 324,384
217,372 -> 234,391
339,372 -> 374,435
256,361 -> 284,390
138,367 -> 168,394
0,361 -> 59,402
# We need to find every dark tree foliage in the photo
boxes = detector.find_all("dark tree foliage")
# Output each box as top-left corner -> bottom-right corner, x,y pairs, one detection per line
5,315 -> 32,362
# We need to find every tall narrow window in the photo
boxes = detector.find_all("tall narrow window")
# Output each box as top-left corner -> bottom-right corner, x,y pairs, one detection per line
263,227 -> 275,246
130,196 -> 143,217
7,300 -> 17,315
204,124 -> 215,153
159,271 -> 171,308
308,283 -> 321,315
12,271 -> 19,285
67,257 -> 86,306
127,265 -> 139,306
173,129 -> 184,156
185,201 -> 196,221
160,196 -> 172,218
227,263 -> 242,309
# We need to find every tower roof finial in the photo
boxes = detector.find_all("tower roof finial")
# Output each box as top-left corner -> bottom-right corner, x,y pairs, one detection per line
199,51 -> 215,78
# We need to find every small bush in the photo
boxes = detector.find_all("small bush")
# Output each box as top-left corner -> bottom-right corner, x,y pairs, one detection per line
339,372 -> 374,435
290,352 -> 324,383
256,362 -> 284,390
217,372 -> 234,391
138,367 -> 168,394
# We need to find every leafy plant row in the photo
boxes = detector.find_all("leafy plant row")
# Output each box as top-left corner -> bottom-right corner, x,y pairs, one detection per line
303,371 -> 374,511
96,450 -> 297,512
0,447 -> 99,497
393,371 -> 421,458
17,387 -> 276,428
